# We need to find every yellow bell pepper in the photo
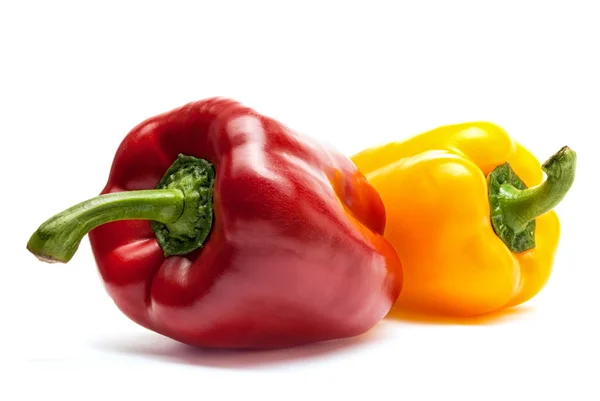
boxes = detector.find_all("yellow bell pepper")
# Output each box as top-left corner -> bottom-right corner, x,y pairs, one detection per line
351,122 -> 576,316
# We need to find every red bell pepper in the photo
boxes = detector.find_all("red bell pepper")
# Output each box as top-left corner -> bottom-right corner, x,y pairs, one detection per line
27,98 -> 403,349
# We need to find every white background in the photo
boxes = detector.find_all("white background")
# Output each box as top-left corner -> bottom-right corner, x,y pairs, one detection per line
2,1 -> 598,400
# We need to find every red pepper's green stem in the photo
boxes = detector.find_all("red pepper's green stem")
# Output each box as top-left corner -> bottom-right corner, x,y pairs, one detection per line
27,154 -> 215,264
500,147 -> 576,231
27,190 -> 184,263
488,146 -> 576,253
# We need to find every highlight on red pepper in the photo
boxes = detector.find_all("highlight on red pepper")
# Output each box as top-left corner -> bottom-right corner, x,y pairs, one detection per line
27,98 -> 403,349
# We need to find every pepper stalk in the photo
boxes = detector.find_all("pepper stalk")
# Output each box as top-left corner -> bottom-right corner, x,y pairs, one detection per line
27,154 -> 215,263
488,146 -> 576,253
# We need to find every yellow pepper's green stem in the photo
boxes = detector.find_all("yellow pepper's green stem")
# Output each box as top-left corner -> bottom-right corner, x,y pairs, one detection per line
501,146 -> 576,231
488,146 -> 576,253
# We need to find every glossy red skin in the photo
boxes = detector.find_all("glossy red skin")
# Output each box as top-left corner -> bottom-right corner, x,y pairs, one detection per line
88,98 -> 403,349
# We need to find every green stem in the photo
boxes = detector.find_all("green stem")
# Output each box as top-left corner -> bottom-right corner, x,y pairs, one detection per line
501,146 -> 576,231
27,190 -> 184,263
27,154 -> 216,264
488,146 -> 576,253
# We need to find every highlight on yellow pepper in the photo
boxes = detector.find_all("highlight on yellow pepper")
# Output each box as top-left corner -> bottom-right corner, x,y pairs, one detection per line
351,122 -> 576,317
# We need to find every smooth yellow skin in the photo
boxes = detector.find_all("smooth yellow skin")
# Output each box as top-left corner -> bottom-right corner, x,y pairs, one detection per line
352,122 -> 560,316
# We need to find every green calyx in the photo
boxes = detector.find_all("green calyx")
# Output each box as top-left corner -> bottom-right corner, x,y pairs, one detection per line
488,162 -> 537,252
488,146 -> 576,253
26,154 -> 215,263
151,154 -> 215,257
